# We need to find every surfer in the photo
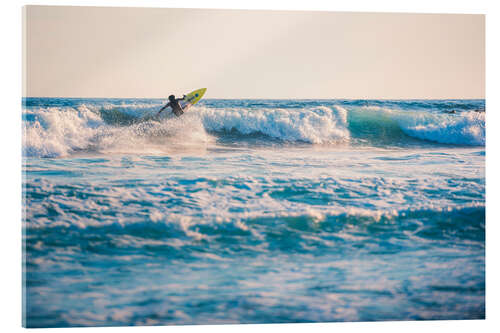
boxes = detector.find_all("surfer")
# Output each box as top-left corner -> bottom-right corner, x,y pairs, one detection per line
158,94 -> 186,117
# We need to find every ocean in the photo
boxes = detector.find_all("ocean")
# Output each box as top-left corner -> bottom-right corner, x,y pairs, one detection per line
22,98 -> 485,327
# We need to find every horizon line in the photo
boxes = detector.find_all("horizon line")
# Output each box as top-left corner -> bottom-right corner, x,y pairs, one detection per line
22,96 -> 486,101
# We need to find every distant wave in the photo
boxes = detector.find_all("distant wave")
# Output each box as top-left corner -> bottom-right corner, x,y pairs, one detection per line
348,106 -> 485,146
396,110 -> 485,145
22,101 -> 485,157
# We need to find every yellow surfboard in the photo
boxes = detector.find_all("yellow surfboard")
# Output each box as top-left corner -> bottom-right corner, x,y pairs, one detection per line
180,88 -> 207,110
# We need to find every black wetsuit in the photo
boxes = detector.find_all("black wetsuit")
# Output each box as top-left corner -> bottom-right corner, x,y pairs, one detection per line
165,98 -> 184,117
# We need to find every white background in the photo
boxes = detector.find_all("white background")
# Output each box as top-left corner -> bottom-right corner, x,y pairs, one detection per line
1,0 -> 498,332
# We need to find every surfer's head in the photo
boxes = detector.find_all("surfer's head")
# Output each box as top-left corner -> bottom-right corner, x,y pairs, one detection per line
168,95 -> 175,101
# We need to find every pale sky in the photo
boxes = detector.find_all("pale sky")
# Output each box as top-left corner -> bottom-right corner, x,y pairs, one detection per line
24,6 -> 484,99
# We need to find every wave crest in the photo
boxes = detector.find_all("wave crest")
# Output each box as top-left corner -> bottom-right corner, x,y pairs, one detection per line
396,110 -> 485,146
349,106 -> 485,146
23,105 -> 212,157
198,105 -> 350,144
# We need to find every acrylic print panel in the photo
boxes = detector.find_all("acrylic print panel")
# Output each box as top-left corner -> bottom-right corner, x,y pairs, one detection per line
22,5 -> 485,328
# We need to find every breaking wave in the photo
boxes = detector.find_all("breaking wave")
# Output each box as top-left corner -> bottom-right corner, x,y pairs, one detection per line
22,100 -> 485,157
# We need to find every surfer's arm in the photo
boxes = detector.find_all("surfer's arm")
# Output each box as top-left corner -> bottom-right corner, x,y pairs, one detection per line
176,95 -> 186,101
158,102 -> 171,114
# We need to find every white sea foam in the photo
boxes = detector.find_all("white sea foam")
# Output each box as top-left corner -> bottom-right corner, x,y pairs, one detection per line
197,105 -> 350,144
396,110 -> 485,146
23,105 -> 213,157
24,169 -> 485,232
23,106 -> 104,157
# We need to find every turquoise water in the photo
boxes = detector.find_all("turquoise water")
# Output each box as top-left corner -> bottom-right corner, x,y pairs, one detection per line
23,98 -> 485,327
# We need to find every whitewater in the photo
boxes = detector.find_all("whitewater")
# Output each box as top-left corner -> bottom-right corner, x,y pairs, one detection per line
23,98 -> 485,327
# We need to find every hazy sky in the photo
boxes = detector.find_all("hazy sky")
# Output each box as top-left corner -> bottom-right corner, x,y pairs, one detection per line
24,6 -> 484,99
